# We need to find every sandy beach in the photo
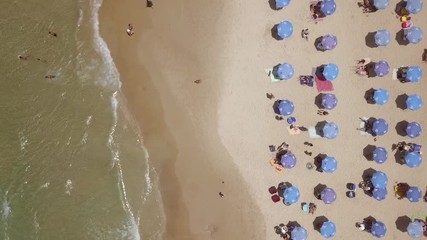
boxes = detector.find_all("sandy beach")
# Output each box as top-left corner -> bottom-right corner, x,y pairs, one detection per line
101,0 -> 427,239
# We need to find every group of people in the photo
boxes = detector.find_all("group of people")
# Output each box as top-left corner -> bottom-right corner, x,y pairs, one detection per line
357,0 -> 377,13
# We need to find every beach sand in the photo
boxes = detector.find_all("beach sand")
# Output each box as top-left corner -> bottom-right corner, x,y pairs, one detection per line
101,0 -> 427,239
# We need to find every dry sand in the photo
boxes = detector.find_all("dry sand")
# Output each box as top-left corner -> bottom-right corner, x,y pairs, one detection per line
101,0 -> 427,239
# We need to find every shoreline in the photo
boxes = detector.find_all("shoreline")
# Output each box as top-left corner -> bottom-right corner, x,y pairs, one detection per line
99,0 -> 265,239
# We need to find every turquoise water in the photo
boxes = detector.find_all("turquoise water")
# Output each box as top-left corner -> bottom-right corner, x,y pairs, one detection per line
0,0 -> 164,239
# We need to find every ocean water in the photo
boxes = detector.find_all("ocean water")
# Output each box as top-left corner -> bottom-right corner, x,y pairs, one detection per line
0,0 -> 164,239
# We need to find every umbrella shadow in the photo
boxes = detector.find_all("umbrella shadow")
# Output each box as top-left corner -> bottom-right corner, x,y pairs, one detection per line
314,153 -> 327,172
315,93 -> 324,109
314,36 -> 326,51
315,65 -> 326,79
366,62 -> 377,78
365,32 -> 378,48
271,24 -> 282,40
422,49 -> 427,61
314,183 -> 327,199
394,0 -> 407,16
268,0 -> 279,10
364,88 -> 375,104
273,100 -> 282,115
365,117 -> 376,136
315,121 -> 328,137
362,168 -> 376,182
395,29 -> 409,46
394,148 -> 405,165
313,216 -> 329,231
287,221 -> 301,228
363,144 -> 376,161
395,94 -> 408,110
395,120 -> 409,137
395,215 -> 411,232
363,216 -> 377,229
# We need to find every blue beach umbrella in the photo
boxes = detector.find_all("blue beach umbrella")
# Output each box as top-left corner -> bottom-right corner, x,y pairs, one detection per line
319,34 -> 337,50
406,121 -> 422,138
404,27 -> 423,44
404,152 -> 422,168
407,221 -> 424,238
372,187 -> 388,201
275,0 -> 291,9
373,147 -> 387,164
375,29 -> 391,46
406,0 -> 423,14
373,88 -> 389,105
322,156 -> 337,173
322,122 -> 339,139
277,21 -> 293,39
283,186 -> 300,205
371,221 -> 387,238
320,0 -> 336,15
374,61 -> 390,77
321,93 -> 338,110
277,99 -> 294,116
320,221 -> 336,238
276,63 -> 294,80
372,118 -> 388,136
322,63 -> 339,81
371,171 -> 388,189
321,187 -> 336,204
280,151 -> 297,168
406,94 -> 422,110
291,226 -> 308,240
374,0 -> 389,9
406,186 -> 422,202
406,66 -> 422,82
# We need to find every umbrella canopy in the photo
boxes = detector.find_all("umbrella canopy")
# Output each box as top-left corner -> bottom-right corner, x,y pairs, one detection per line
373,88 -> 389,105
319,34 -> 337,50
406,94 -> 422,110
321,93 -> 338,110
374,0 -> 389,9
280,151 -> 297,168
372,118 -> 388,136
406,0 -> 423,14
322,63 -> 339,81
371,221 -> 387,238
275,0 -> 291,9
407,221 -> 424,238
277,21 -> 293,39
291,226 -> 308,240
278,99 -> 294,116
371,171 -> 388,188
283,186 -> 300,205
321,156 -> 337,173
406,186 -> 422,202
374,61 -> 390,77
321,187 -> 336,204
373,147 -> 388,164
372,187 -> 388,201
320,0 -> 336,15
320,221 -> 336,238
405,66 -> 422,82
322,122 -> 339,139
406,121 -> 422,138
375,29 -> 391,46
276,63 -> 294,80
404,26 -> 423,44
404,152 -> 422,168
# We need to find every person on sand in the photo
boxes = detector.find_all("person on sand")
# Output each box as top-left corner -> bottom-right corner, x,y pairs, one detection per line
126,24 -> 134,36
48,31 -> 58,37
317,110 -> 329,116
45,75 -> 56,79
301,28 -> 309,41
309,203 -> 317,214
219,192 -> 224,198
18,55 -> 29,60
356,222 -> 366,231
146,0 -> 153,8
304,142 -> 313,147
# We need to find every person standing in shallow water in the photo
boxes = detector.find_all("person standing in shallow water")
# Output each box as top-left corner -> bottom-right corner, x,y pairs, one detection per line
146,0 -> 153,8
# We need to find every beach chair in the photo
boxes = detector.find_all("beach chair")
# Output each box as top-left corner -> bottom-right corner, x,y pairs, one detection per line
271,195 -> 281,203
392,69 -> 398,81
302,203 -> 309,213
269,186 -> 278,194
299,75 -> 314,87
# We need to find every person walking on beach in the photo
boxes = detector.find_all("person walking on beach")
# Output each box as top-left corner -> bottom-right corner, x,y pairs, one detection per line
317,110 -> 329,116
126,24 -> 134,36
146,0 -> 153,8
48,31 -> 58,37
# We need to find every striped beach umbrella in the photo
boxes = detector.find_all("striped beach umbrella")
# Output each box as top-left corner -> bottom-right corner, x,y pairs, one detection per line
375,29 -> 391,46
277,21 -> 293,39
374,61 -> 389,77
406,186 -> 422,202
280,151 -> 297,168
406,122 -> 421,138
406,94 -> 422,110
322,63 -> 339,81
404,152 -> 422,168
371,171 -> 388,189
373,147 -> 387,164
405,66 -> 422,82
373,88 -> 389,105
371,221 -> 387,238
320,221 -> 336,238
404,26 -> 423,44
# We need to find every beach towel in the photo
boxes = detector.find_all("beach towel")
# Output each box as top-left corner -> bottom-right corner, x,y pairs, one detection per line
392,68 -> 398,81
315,76 -> 334,92
265,68 -> 281,82
359,117 -> 369,136
308,127 -> 322,139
